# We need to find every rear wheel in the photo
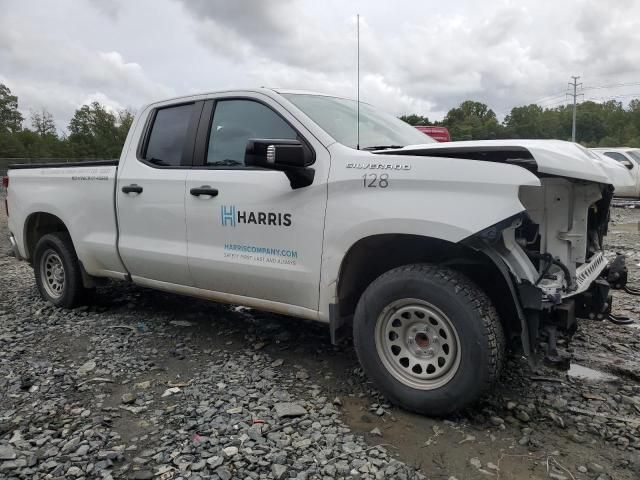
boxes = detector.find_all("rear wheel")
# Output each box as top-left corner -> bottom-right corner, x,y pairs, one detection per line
353,264 -> 504,416
33,232 -> 86,308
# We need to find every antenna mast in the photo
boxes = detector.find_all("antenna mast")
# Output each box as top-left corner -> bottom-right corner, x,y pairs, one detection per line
356,13 -> 360,150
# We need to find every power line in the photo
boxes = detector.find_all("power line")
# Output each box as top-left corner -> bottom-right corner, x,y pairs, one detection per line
532,91 -> 568,104
538,96 -> 569,107
538,96 -> 568,107
529,80 -> 640,108
542,98 -> 568,108
582,81 -> 640,91
577,70 -> 640,85
583,92 -> 640,102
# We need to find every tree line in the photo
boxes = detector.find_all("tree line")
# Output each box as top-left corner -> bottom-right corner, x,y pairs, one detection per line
401,99 -> 640,146
0,83 -> 133,159
1,83 -> 640,161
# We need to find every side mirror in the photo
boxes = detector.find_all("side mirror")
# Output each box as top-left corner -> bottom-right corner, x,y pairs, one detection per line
245,139 -> 314,168
620,158 -> 634,170
245,139 -> 315,189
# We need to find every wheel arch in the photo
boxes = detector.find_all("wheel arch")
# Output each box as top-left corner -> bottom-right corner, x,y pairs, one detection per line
23,212 -> 71,262
24,212 -> 99,289
333,233 -> 524,348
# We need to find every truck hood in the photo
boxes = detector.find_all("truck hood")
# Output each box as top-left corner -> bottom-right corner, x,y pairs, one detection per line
378,139 -> 631,185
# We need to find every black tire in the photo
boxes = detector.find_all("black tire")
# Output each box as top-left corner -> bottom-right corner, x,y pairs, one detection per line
33,232 -> 86,308
353,263 -> 504,416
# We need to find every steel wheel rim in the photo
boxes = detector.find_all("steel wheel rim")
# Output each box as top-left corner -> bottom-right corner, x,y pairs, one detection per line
40,249 -> 65,299
375,298 -> 461,390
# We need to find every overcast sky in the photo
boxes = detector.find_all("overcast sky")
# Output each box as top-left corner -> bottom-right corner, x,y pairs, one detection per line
2,0 -> 640,131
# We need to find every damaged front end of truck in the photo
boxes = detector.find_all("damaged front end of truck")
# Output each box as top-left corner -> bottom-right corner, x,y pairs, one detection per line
382,140 -> 637,368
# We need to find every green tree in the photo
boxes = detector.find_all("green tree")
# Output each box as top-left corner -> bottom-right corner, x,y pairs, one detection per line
116,109 -> 134,147
503,104 -> 546,138
598,100 -> 627,140
30,109 -> 57,137
4,90 -> 640,158
443,100 -> 501,140
68,102 -> 119,158
399,114 -> 431,126
624,99 -> 640,146
0,83 -> 24,134
575,101 -> 607,146
0,131 -> 27,157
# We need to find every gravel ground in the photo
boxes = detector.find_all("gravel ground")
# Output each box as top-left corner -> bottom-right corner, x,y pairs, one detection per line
1,199 -> 640,480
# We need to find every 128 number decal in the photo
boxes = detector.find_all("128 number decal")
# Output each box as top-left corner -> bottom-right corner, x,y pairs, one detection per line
362,173 -> 389,188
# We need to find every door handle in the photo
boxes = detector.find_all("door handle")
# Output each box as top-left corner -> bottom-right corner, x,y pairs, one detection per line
122,184 -> 143,194
190,186 -> 219,197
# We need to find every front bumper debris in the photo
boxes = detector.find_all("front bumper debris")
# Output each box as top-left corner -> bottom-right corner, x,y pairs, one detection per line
542,253 -> 637,368
605,254 -> 640,296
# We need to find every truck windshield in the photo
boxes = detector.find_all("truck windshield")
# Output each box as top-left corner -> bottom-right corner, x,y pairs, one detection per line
282,93 -> 434,150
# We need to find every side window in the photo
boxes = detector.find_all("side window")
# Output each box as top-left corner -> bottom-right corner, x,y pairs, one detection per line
207,100 -> 297,167
604,152 -> 628,163
144,103 -> 194,167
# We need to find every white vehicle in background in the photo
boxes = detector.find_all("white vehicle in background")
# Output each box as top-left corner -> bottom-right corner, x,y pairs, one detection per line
591,148 -> 640,199
3,88 -> 635,415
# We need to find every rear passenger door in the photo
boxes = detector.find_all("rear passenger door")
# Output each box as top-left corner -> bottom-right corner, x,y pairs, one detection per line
117,101 -> 203,285
184,94 -> 329,313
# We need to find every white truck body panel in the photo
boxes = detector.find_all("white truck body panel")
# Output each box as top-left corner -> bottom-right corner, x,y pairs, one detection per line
117,156 -> 192,286
389,140 -> 626,184
182,91 -> 330,313
590,147 -> 640,198
184,168 -> 327,313
5,88 -> 622,325
7,165 -> 126,278
319,143 -> 541,319
7,87 -> 632,415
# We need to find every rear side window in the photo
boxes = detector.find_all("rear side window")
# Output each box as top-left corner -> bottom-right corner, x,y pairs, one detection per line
604,152 -> 628,163
207,100 -> 297,167
144,103 -> 194,167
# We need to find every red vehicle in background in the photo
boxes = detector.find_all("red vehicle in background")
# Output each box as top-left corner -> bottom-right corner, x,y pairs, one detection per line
415,125 -> 451,142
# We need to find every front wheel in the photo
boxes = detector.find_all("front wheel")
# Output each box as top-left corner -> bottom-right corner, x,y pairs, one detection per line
33,232 -> 86,308
353,264 -> 504,416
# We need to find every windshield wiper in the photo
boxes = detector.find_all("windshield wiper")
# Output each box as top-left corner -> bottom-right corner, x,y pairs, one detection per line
361,145 -> 404,151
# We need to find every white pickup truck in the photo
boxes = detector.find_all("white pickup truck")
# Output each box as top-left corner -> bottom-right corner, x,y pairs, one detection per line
4,88 -> 633,415
591,147 -> 640,199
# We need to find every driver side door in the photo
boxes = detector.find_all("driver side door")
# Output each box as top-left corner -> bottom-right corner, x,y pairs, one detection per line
184,93 -> 329,315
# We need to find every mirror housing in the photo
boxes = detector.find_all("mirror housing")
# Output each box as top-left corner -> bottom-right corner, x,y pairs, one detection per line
245,139 -> 314,168
620,158 -> 634,170
245,139 -> 315,189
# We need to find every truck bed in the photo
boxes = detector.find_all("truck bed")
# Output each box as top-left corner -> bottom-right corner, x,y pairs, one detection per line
6,162 -> 126,278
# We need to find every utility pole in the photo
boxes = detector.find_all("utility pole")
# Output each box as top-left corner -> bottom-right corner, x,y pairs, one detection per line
567,76 -> 583,142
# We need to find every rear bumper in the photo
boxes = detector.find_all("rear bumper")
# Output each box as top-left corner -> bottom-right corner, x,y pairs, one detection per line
8,233 -> 23,260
